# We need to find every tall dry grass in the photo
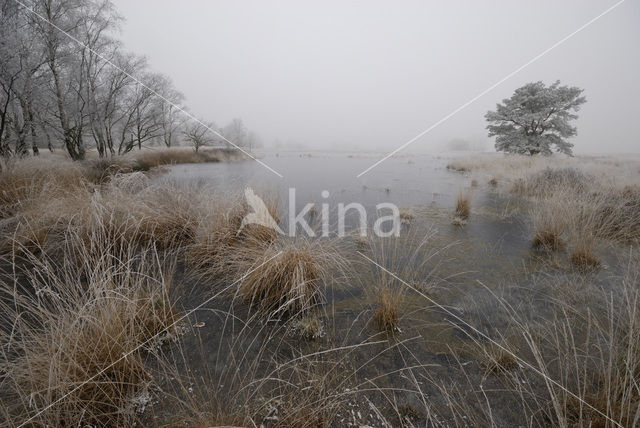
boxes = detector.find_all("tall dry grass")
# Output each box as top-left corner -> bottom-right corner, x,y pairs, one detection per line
446,153 -> 640,189
453,191 -> 471,226
2,177 -> 207,258
187,190 -> 280,279
0,226 -> 178,426
132,147 -> 245,170
448,156 -> 640,268
231,237 -> 348,317
362,230 -> 449,333
0,154 -> 441,427
492,266 -> 640,427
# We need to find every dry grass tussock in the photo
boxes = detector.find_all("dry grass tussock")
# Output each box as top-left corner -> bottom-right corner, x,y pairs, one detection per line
531,199 -> 567,251
373,286 -> 402,332
531,185 -> 640,269
231,237 -> 348,317
479,344 -> 519,374
363,230 -> 445,333
453,191 -> 471,225
0,230 -> 178,426
0,156 -> 88,218
187,191 -> 281,278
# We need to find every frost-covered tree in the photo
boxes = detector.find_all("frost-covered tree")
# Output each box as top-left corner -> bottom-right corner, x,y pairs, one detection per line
0,0 -> 263,162
183,120 -> 215,153
485,81 -> 586,155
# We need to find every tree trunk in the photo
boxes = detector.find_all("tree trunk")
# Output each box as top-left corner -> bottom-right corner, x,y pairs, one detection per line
0,77 -> 15,157
50,56 -> 85,160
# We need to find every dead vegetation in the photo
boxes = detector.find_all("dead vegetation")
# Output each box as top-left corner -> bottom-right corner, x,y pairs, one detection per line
132,147 -> 246,170
373,287 -> 402,332
453,191 -> 471,225
449,155 -> 640,271
363,231 -> 445,334
233,237 -> 346,316
3,152 -> 640,426
0,230 -> 178,426
479,345 -> 519,375
532,230 -> 566,251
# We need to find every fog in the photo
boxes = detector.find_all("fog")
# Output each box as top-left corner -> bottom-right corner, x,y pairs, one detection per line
111,0 -> 639,154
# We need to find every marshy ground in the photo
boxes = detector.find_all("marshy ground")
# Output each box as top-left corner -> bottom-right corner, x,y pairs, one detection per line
1,149 -> 639,427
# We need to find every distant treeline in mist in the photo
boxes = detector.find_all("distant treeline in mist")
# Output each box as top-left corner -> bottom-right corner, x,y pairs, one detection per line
0,0 -> 260,160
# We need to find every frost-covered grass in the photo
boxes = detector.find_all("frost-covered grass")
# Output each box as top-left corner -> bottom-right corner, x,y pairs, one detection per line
448,154 -> 640,262
446,153 -> 640,189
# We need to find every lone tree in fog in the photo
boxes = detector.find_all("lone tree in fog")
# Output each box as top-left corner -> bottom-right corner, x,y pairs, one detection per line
485,81 -> 586,155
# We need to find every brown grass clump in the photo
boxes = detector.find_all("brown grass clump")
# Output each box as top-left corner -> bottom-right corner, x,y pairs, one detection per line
453,192 -> 471,225
590,186 -> 640,242
571,248 -> 601,270
188,191 -> 280,278
532,230 -> 565,251
531,196 -> 569,253
364,232 -> 444,333
131,185 -> 202,249
481,346 -> 518,374
373,287 -> 401,332
399,209 -> 415,224
83,156 -> 139,183
233,238 -> 344,316
0,235 -> 178,426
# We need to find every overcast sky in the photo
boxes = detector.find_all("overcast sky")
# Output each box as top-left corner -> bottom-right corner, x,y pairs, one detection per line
110,0 -> 639,153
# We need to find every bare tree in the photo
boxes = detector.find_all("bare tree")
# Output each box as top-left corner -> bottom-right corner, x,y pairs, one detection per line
0,0 -> 254,162
156,75 -> 184,148
221,118 -> 247,149
183,120 -> 214,153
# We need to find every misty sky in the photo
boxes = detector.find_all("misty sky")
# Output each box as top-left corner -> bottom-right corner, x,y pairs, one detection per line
111,0 -> 639,154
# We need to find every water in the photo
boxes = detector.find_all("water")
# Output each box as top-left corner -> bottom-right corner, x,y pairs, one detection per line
156,151 -> 631,425
164,151 -> 463,210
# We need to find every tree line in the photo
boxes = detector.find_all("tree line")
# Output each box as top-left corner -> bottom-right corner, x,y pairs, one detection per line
0,0 -> 260,161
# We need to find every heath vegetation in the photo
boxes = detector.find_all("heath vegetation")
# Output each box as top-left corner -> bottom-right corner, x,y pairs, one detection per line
1,0 -> 639,422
